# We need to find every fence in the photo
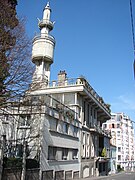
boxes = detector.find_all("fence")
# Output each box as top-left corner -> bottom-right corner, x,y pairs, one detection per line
2,168 -> 39,180
2,168 -> 79,180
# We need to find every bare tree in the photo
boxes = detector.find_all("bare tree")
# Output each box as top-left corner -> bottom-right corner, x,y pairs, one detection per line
0,0 -> 18,102
4,19 -> 34,102
0,0 -> 34,107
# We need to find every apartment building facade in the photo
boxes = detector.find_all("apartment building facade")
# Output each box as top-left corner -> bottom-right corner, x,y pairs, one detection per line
103,112 -> 135,170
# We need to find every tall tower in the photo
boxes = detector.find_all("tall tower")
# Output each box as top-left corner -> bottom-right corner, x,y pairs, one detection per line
32,2 -> 55,85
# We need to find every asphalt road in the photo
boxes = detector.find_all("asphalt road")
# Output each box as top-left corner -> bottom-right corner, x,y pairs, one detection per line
79,172 -> 135,180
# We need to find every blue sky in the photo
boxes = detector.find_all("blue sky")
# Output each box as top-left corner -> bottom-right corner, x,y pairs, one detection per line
17,0 -> 135,122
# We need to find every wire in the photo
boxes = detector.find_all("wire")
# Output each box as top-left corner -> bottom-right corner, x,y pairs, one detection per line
130,0 -> 135,50
129,0 -> 135,78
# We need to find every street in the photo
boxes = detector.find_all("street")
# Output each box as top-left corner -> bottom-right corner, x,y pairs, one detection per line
79,172 -> 135,180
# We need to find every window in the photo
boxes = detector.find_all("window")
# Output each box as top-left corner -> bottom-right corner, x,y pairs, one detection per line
112,124 -> 115,128
50,119 -> 57,131
91,135 -> 94,157
82,132 -> 85,144
63,122 -> 68,134
87,134 -> 90,145
84,101 -> 86,124
117,115 -> 121,121
103,163 -> 105,171
94,109 -> 96,119
52,94 -> 63,107
86,145 -> 90,158
91,145 -> 94,157
57,121 -> 63,133
82,132 -> 86,158
16,144 -> 23,157
82,145 -> 86,158
111,115 -> 115,120
90,107 -> 92,116
74,126 -> 78,137
64,93 -> 75,104
44,95 -> 51,106
62,148 -> 68,160
103,124 -> 107,130
4,115 -> 9,121
56,147 -> 62,160
31,96 -> 39,104
48,147 -> 78,161
87,104 -> 90,124
19,114 -> 31,126
117,124 -> 120,128
117,131 -> 120,137
68,125 -> 74,136
48,146 -> 57,160
72,149 -> 78,159
118,155 -> 121,160
86,133 -> 90,158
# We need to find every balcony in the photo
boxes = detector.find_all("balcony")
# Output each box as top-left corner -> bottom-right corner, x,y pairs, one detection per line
33,33 -> 55,44
38,19 -> 54,30
90,124 -> 111,137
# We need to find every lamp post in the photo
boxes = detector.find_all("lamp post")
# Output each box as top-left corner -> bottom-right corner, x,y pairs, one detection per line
21,137 -> 26,180
20,126 -> 28,180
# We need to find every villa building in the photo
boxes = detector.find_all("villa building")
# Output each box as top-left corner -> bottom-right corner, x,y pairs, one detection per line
0,2 -> 112,179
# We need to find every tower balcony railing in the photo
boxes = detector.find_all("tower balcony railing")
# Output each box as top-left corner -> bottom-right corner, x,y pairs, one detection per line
38,19 -> 54,30
33,33 -> 55,44
48,77 -> 111,114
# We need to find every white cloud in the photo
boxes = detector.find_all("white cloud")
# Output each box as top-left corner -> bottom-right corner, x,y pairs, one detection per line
110,93 -> 135,120
118,94 -> 135,110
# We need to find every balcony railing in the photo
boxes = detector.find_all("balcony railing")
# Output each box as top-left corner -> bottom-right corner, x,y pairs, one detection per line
38,19 -> 54,30
30,77 -> 111,114
48,77 -> 111,114
33,33 -> 55,44
90,124 -> 111,137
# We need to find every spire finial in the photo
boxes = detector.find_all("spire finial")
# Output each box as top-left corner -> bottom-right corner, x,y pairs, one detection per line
46,1 -> 50,8
44,1 -> 51,11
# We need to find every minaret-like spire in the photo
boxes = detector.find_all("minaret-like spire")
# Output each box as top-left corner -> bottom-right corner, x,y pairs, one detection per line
43,2 -> 51,20
32,2 -> 55,85
39,2 -> 54,35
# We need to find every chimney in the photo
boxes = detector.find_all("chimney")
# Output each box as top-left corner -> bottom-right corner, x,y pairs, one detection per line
58,70 -> 67,86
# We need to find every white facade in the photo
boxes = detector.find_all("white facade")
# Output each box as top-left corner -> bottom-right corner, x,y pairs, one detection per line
103,112 -> 135,170
0,2 -> 112,179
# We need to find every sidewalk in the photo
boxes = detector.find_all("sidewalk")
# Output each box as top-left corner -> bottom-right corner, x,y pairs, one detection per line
76,176 -> 108,180
75,171 -> 126,180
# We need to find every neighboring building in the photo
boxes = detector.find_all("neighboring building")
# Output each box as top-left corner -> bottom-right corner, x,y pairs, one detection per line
110,144 -> 117,174
103,112 -> 135,171
0,2 -> 112,179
